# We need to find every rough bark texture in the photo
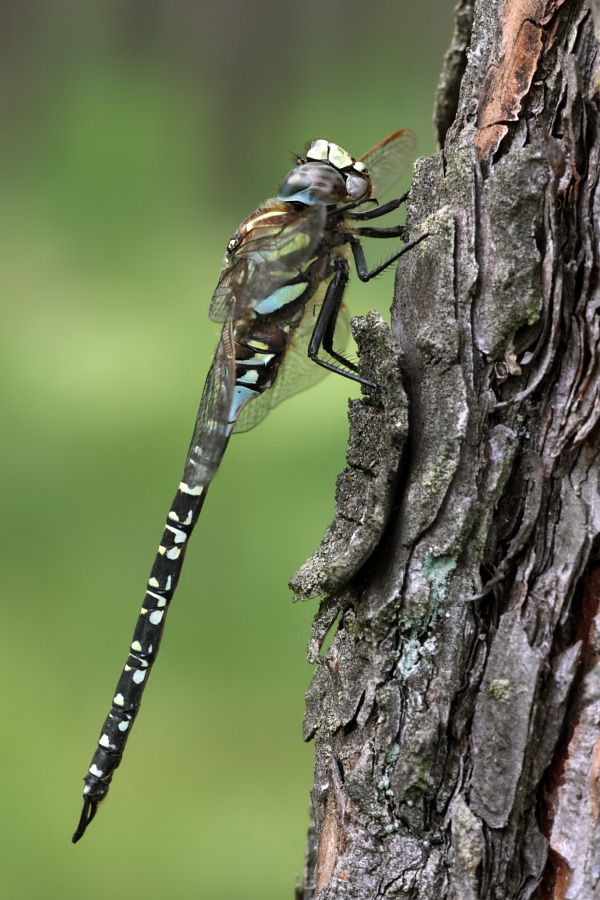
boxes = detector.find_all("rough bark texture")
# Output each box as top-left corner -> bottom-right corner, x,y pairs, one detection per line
293,1 -> 600,897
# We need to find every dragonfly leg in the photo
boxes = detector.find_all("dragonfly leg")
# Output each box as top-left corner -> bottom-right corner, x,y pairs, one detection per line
321,297 -> 358,374
355,224 -> 408,239
308,259 -> 374,387
339,198 -> 378,214
348,192 -> 410,221
350,233 -> 428,282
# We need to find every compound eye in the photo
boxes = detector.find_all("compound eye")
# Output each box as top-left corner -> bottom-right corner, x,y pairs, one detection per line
278,168 -> 311,198
345,173 -> 371,202
278,163 -> 347,205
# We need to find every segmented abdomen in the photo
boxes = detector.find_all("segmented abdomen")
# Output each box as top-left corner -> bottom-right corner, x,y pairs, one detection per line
73,480 -> 208,838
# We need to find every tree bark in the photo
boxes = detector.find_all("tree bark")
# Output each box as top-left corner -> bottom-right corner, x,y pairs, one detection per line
292,1 -> 600,897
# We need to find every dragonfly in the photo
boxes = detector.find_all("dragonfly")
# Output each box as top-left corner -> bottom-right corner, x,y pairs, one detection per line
72,129 -> 421,843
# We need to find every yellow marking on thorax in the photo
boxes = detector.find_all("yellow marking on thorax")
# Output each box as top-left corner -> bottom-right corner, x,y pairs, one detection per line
249,209 -> 286,226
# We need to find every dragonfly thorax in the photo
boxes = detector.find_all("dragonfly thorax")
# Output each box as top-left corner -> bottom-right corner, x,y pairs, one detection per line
278,139 -> 372,206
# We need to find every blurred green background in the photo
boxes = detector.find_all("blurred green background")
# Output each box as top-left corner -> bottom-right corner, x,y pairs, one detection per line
0,2 -> 452,897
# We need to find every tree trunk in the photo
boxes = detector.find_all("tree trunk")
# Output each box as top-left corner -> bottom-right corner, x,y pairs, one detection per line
292,1 -> 600,897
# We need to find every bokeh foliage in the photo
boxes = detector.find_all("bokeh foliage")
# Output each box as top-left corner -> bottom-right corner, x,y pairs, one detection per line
0,2 -> 451,897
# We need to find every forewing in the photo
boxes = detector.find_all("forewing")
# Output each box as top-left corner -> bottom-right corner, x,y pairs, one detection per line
233,292 -> 351,434
209,203 -> 326,323
359,129 -> 417,200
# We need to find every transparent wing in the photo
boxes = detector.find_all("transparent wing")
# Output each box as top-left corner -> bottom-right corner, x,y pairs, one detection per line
182,321 -> 237,488
234,293 -> 351,434
360,129 -> 417,200
209,203 -> 326,323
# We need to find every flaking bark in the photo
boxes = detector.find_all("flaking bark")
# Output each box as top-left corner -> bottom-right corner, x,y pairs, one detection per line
293,1 -> 600,898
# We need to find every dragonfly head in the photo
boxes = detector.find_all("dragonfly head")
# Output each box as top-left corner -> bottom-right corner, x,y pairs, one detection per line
278,140 -> 372,206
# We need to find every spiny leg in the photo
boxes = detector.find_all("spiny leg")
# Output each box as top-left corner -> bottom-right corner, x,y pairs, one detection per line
307,258 -> 373,386
321,289 -> 359,374
349,232 -> 428,282
308,232 -> 428,385
355,224 -> 408,239
347,192 -> 410,221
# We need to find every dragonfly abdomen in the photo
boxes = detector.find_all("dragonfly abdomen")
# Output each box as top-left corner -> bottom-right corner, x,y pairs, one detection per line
74,317 -> 296,842
72,483 -> 208,842
231,313 -> 300,395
